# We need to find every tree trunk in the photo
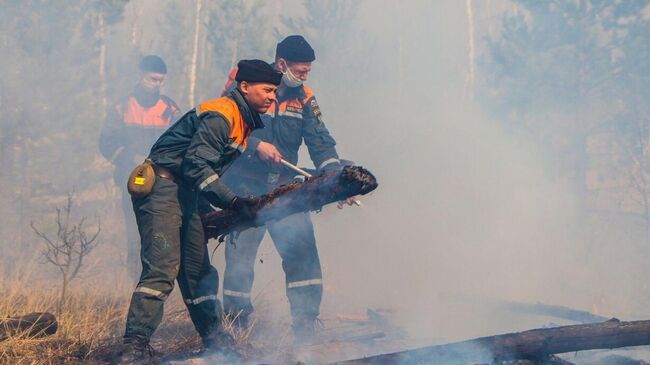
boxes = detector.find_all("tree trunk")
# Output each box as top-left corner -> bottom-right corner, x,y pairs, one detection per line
465,0 -> 475,99
188,0 -> 202,107
97,10 -> 108,119
58,275 -> 68,314
334,319 -> 650,365
230,38 -> 238,70
130,1 -> 143,47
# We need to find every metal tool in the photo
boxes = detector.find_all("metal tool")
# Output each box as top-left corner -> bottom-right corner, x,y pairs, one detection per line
281,159 -> 313,178
280,159 -> 362,207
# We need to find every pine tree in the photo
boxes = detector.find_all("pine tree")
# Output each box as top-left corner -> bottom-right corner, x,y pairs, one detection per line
480,0 -> 650,212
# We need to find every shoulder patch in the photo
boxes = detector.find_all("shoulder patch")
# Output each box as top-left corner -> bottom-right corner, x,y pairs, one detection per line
312,102 -> 323,124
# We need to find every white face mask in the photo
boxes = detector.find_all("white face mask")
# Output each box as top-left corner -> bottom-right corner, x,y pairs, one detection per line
280,62 -> 303,88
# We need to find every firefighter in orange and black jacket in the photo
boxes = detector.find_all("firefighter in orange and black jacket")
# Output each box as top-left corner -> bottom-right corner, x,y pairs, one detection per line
115,60 -> 282,364
99,55 -> 180,281
220,36 -> 344,342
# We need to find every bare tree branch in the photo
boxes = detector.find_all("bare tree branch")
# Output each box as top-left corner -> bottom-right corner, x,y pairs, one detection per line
30,192 -> 102,313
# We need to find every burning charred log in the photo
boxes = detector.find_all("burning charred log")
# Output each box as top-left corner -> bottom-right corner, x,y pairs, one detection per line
0,312 -> 58,341
333,318 -> 650,365
202,165 -> 378,240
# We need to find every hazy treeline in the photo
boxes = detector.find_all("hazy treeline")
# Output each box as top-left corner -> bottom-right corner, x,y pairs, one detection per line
480,1 -> 650,223
0,0 -> 367,271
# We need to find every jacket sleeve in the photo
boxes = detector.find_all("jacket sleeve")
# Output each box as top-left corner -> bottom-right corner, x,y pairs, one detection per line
98,103 -> 126,162
302,95 -> 341,172
181,112 -> 237,208
243,136 -> 262,157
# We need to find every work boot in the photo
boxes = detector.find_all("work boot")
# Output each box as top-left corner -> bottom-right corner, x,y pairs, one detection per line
200,326 -> 242,363
113,336 -> 155,365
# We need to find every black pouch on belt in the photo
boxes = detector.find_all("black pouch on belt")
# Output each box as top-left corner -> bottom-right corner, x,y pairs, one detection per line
126,159 -> 156,198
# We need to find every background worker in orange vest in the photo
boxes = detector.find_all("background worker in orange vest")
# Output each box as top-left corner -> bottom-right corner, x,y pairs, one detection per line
99,55 -> 180,281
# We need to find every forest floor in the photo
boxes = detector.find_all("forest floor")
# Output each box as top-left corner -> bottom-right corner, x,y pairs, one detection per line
0,273 -> 301,365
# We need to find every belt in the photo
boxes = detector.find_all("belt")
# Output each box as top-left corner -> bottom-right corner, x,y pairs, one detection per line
152,164 -> 175,182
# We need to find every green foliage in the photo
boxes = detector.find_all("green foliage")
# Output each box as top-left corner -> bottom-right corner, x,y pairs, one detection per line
279,0 -> 360,55
154,0 -> 194,109
480,0 -> 650,213
486,1 -> 632,115
277,0 -> 376,124
278,0 -> 366,74
206,0 -> 274,73
0,1 -> 127,254
0,0 -> 127,193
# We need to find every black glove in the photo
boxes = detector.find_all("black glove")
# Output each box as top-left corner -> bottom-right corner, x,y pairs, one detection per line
230,196 -> 260,220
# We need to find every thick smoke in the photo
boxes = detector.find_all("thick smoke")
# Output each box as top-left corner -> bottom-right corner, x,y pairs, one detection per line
224,0 -> 650,349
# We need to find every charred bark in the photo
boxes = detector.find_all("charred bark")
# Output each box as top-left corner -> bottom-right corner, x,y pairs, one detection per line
334,318 -> 650,365
202,166 -> 378,240
0,312 -> 58,341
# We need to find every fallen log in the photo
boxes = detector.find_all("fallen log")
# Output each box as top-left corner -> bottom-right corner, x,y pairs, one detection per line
499,301 -> 608,324
333,318 -> 650,365
0,312 -> 58,340
202,165 -> 378,239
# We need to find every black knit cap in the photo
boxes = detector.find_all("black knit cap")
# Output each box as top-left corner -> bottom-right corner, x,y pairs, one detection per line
276,35 -> 315,62
235,59 -> 282,85
139,55 -> 167,74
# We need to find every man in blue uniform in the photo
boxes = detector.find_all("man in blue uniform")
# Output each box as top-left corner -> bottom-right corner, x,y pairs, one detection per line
221,36 -> 345,341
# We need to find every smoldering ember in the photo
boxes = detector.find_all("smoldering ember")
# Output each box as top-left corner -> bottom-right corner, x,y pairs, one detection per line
4,1 -> 650,365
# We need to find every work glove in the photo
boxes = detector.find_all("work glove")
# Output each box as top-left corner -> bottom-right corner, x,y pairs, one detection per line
230,195 -> 261,220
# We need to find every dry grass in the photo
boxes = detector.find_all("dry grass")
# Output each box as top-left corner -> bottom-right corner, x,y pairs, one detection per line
0,280 -> 128,364
0,266 -> 296,365
0,268 -> 199,365
220,302 -> 296,364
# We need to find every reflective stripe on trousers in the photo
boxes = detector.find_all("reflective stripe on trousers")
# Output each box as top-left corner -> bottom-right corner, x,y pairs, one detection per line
223,289 -> 251,298
287,278 -> 322,289
134,286 -> 169,300
184,295 -> 218,305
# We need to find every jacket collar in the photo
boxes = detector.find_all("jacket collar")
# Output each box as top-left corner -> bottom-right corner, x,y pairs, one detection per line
279,83 -> 307,103
230,88 -> 264,130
